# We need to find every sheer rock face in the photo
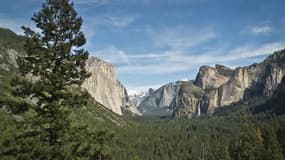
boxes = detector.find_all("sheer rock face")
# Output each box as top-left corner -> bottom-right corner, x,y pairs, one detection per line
0,48 -> 19,71
172,82 -> 206,118
0,28 -> 140,116
139,49 -> 285,118
138,81 -> 182,113
173,49 -> 285,118
82,57 -> 140,116
194,65 -> 233,90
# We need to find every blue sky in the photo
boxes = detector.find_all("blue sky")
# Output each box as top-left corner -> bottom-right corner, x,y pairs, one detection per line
1,0 -> 285,91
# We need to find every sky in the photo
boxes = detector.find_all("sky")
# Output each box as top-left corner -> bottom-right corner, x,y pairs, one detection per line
1,0 -> 285,92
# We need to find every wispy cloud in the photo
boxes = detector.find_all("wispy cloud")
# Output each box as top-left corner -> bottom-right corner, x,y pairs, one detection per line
127,84 -> 162,92
121,42 -> 285,91
151,26 -> 217,49
73,0 -> 110,5
168,42 -> 284,64
80,13 -> 141,50
94,42 -> 285,75
83,13 -> 140,30
93,46 -> 129,65
103,14 -> 140,27
74,0 -> 209,6
119,63 -> 190,74
250,25 -> 272,35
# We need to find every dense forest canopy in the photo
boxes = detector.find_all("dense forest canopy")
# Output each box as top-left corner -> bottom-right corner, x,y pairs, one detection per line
0,0 -> 284,160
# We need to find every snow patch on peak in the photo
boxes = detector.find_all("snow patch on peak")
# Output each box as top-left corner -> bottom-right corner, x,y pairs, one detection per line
128,90 -> 146,97
128,88 -> 154,107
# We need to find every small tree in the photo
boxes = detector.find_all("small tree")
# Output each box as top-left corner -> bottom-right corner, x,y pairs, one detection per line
12,0 -> 90,158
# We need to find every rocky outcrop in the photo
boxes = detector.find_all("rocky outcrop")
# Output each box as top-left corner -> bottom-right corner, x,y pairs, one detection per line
0,28 -> 140,117
172,82 -> 206,118
250,76 -> 285,115
82,57 -> 140,116
0,28 -> 25,71
138,81 -> 182,114
173,49 -> 285,118
0,48 -> 18,71
140,49 -> 285,118
194,65 -> 233,90
1,47 -> 140,116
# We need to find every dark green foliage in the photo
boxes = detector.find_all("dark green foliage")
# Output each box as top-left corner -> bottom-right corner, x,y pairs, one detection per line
2,106 -> 285,160
19,0 -> 89,150
110,113 -> 285,160
0,28 -> 26,52
0,0 -> 115,159
0,26 -> 122,159
0,69 -> 28,115
0,0 -> 285,159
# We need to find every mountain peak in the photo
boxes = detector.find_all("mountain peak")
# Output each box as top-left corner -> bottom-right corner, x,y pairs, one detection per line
140,48 -> 285,118
83,55 -> 140,116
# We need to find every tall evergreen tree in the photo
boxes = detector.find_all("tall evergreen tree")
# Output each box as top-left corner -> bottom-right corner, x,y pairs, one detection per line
11,0 -> 90,158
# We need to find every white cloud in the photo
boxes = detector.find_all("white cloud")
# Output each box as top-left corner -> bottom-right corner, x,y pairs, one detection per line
73,0 -> 110,5
118,63 -> 190,74
168,42 -> 285,64
77,10 -> 141,51
92,46 -> 129,65
81,25 -> 96,48
104,14 -> 140,27
74,0 -> 209,6
104,42 -> 285,75
127,84 -> 162,93
85,13 -> 140,29
250,25 -> 272,35
180,77 -> 189,81
121,42 -> 284,92
151,26 -> 217,49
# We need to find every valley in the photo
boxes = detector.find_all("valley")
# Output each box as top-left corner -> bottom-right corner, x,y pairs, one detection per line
0,0 -> 285,159
1,26 -> 285,160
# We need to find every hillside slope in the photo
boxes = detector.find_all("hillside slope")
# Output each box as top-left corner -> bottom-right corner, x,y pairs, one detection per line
0,28 -> 128,125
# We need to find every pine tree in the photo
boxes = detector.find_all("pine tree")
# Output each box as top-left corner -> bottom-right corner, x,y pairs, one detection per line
10,0 -> 90,159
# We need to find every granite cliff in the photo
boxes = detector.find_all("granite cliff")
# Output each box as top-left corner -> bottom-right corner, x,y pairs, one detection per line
0,28 -> 140,116
82,57 -> 140,116
138,81 -> 181,115
140,49 -> 285,118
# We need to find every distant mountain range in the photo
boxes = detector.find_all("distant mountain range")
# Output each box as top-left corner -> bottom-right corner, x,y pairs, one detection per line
1,27 -> 284,119
128,89 -> 153,107
138,49 -> 285,118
